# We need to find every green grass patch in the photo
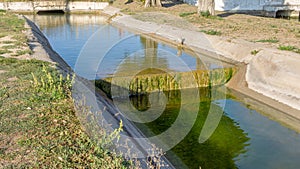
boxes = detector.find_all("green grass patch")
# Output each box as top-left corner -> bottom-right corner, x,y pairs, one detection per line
0,49 -> 11,54
200,11 -> 211,17
179,12 -> 196,17
200,29 -> 222,36
278,45 -> 300,54
0,11 -> 28,53
256,38 -> 279,43
0,33 -> 8,38
199,11 -> 223,20
1,40 -> 15,44
13,49 -> 33,56
0,57 -> 130,168
1,44 -> 16,49
278,45 -> 297,51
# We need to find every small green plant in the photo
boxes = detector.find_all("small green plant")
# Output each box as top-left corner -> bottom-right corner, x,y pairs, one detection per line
200,11 -> 211,17
13,49 -> 33,56
199,11 -> 223,20
127,12 -> 136,15
201,29 -> 222,36
31,65 -> 75,100
256,38 -> 279,43
251,50 -> 260,55
179,12 -> 196,17
278,45 -> 300,54
278,45 -> 297,51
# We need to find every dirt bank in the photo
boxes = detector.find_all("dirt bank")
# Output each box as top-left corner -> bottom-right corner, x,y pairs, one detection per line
102,6 -> 300,132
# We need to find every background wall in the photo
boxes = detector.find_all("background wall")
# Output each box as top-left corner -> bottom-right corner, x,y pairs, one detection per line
182,0 -> 300,12
0,1 -> 109,12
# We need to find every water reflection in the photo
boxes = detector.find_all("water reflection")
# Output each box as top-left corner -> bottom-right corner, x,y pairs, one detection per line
29,14 -> 232,80
27,14 -> 111,68
29,14 -> 300,169
97,36 -> 221,80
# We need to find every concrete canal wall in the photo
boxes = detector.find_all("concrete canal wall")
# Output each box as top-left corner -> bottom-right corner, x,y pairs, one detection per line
183,0 -> 300,17
0,1 -> 109,12
101,6 -> 300,128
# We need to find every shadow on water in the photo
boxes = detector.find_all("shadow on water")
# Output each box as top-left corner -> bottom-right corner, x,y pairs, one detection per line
37,10 -> 65,15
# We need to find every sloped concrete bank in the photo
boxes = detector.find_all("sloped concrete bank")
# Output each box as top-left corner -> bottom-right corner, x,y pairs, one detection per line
24,17 -> 70,69
102,6 -> 300,131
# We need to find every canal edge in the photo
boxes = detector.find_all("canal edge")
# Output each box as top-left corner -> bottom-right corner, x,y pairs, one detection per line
102,6 -> 300,133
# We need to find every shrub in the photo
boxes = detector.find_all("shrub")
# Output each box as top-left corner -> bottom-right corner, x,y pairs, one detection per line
200,29 -> 221,36
251,50 -> 260,55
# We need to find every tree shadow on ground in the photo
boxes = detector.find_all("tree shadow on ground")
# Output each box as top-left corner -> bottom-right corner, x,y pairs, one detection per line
162,0 -> 184,8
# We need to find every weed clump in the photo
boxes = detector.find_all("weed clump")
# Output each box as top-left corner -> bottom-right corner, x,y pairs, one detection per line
200,29 -> 222,36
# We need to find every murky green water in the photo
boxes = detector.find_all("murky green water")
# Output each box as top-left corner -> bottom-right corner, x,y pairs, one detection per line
30,14 -> 300,169
130,88 -> 249,169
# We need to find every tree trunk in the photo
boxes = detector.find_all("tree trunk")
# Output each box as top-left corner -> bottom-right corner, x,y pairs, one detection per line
156,0 -> 162,7
144,0 -> 162,7
145,0 -> 151,7
197,0 -> 215,16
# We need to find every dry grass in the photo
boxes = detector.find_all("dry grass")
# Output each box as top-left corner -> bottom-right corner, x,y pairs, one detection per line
112,0 -> 300,50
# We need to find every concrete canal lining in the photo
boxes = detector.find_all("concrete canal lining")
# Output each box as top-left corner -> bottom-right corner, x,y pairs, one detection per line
0,1 -> 109,13
101,6 -> 300,132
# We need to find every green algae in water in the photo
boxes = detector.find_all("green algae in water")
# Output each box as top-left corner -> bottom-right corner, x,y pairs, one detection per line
130,88 -> 249,169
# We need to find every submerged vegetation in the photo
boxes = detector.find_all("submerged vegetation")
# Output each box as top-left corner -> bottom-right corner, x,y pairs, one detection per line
95,68 -> 235,97
130,88 -> 249,168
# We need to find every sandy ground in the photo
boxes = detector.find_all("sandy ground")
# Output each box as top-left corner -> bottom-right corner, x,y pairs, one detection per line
102,5 -> 300,132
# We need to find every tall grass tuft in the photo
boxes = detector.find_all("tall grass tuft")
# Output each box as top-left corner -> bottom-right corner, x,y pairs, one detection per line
31,65 -> 75,100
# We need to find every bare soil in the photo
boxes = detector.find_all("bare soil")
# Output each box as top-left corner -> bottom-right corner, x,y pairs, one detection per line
112,0 -> 300,50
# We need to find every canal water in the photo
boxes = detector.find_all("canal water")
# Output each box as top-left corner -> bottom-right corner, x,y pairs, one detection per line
29,14 -> 300,169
